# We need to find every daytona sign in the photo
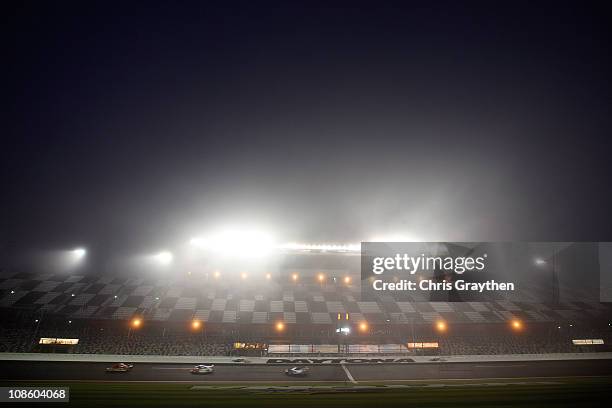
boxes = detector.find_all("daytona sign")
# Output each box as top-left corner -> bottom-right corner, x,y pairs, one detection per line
266,358 -> 415,364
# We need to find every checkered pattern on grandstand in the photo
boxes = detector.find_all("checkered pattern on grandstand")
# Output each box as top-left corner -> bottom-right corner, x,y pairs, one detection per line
0,271 -> 609,324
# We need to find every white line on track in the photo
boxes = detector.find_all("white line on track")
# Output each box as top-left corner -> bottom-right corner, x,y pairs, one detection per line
341,364 -> 357,384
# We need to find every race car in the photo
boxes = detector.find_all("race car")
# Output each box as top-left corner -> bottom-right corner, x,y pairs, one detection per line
284,366 -> 309,377
105,363 -> 134,373
231,358 -> 250,363
190,364 -> 214,374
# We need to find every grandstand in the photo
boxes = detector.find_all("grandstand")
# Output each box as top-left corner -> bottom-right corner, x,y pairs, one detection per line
1,248 -> 611,357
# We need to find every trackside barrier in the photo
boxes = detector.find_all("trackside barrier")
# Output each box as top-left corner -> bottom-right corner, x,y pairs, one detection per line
1,352 -> 612,364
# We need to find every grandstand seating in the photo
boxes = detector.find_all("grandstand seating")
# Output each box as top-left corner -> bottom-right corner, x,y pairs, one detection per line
1,269 -> 611,357
2,271 -> 610,327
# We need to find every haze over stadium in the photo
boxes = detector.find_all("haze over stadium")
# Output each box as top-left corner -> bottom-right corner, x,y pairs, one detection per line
3,1 -> 612,407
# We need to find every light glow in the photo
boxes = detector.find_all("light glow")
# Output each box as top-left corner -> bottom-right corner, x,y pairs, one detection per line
435,320 -> 447,332
369,233 -> 421,242
189,228 -> 276,257
279,242 -> 360,252
71,248 -> 86,259
154,251 -> 173,265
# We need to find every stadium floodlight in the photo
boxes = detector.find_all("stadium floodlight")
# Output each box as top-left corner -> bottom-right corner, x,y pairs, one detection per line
64,247 -> 87,269
534,258 -> 547,265
154,251 -> 173,265
511,319 -> 523,331
189,237 -> 207,247
71,248 -> 87,259
190,227 -> 276,257
279,243 -> 360,253
275,322 -> 285,332
131,317 -> 142,328
435,320 -> 447,333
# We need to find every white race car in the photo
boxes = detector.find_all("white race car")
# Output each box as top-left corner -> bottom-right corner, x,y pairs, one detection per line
231,358 -> 250,363
284,366 -> 310,377
105,363 -> 134,373
190,364 -> 214,374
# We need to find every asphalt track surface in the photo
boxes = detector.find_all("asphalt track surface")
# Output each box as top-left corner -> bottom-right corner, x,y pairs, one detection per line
1,359 -> 612,383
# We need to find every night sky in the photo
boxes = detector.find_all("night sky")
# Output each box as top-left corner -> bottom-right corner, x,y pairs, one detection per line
4,2 -> 612,263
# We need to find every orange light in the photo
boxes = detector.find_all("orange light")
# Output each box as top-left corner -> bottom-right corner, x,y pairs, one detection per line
213,271 -> 220,279
511,319 -> 523,330
344,276 -> 351,284
191,320 -> 202,330
435,320 -> 447,332
241,272 -> 248,280
292,273 -> 298,281
318,273 -> 325,282
276,322 -> 285,331
266,273 -> 271,280
131,318 -> 142,328
359,322 -> 368,332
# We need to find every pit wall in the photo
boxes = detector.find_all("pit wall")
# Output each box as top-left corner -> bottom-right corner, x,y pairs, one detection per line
0,352 -> 611,364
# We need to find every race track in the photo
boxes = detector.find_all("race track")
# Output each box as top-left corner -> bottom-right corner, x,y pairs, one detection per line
2,359 -> 612,383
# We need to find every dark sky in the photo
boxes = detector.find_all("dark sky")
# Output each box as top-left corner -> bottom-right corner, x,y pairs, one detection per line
3,1 -> 612,260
